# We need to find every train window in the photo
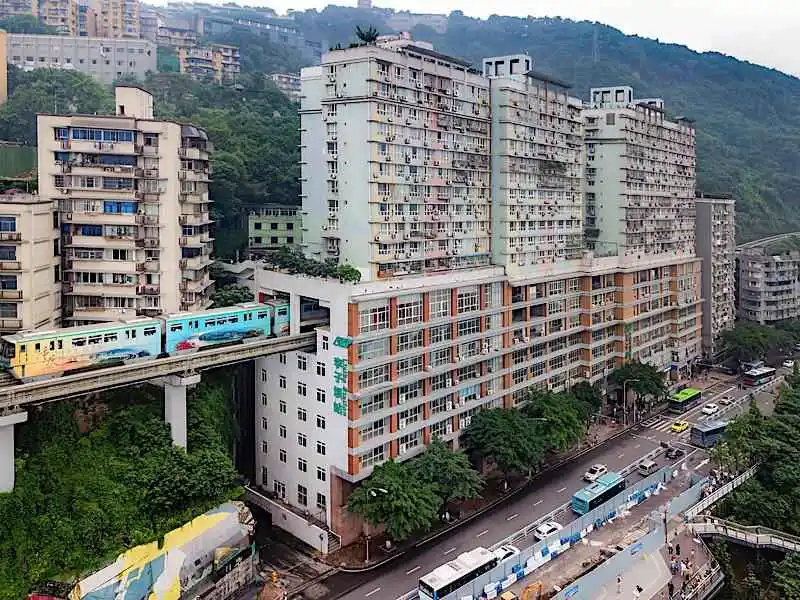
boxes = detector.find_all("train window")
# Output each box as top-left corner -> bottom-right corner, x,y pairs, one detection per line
88,335 -> 101,345
205,320 -> 215,327
278,307 -> 288,316
257,312 -> 269,319
144,327 -> 156,336
104,334 -> 118,343
57,340 -> 62,349
2,344 -> 14,358
130,329 -> 137,338
229,317 -> 239,323
49,341 -> 55,351
170,324 -> 183,332
19,344 -> 25,353
35,343 -> 40,352
72,338 -> 86,347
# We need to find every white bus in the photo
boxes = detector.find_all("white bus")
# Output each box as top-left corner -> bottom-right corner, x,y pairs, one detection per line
418,547 -> 498,600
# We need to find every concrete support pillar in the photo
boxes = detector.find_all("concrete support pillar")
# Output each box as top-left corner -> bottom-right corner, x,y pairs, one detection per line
0,411 -> 27,493
164,373 -> 201,449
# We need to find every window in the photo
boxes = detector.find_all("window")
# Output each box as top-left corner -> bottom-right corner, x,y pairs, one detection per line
261,466 -> 268,486
358,337 -> 389,361
261,441 -> 269,454
298,458 -> 307,472
316,415 -> 326,429
316,388 -> 326,403
359,303 -> 389,333
397,296 -> 422,326
261,369 -> 267,382
297,382 -> 307,396
298,355 -> 307,370
261,417 -> 268,430
274,480 -> 286,499
429,289 -> 451,319
322,336 -> 329,350
316,361 -> 326,376
279,353 -> 287,364
317,466 -> 327,481
261,392 -> 267,406
397,330 -> 422,352
279,425 -> 286,438
279,376 -> 286,389
316,493 -> 327,511
0,217 -> 16,232
430,323 -> 452,344
457,288 -> 479,313
271,222 -> 279,230
298,433 -> 307,447
359,364 -> 389,388
398,355 -> 422,377
297,485 -> 308,506
297,407 -> 307,421
279,449 -> 287,463
279,400 -> 287,414
316,441 -> 326,456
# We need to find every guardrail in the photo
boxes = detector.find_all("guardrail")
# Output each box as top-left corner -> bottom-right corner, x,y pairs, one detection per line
700,377 -> 783,425
689,517 -> 800,553
489,445 -> 667,551
0,333 -> 316,415
684,464 -> 758,519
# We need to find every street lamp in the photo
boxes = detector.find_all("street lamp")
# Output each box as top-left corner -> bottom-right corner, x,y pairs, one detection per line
623,378 -> 640,426
364,487 -> 388,563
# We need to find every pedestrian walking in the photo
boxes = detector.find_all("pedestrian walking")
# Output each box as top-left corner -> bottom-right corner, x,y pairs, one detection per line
668,542 -> 673,555
668,582 -> 675,598
617,574 -> 623,593
675,542 -> 681,556
690,548 -> 695,562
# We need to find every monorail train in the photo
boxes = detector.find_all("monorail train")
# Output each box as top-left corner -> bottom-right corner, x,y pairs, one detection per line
0,301 -> 290,381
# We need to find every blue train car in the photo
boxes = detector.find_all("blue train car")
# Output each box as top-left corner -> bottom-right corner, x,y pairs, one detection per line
265,301 -> 290,337
161,303 -> 274,354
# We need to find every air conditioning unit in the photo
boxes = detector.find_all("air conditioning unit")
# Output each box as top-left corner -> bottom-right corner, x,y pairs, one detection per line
447,378 -> 453,386
446,401 -> 454,411
425,365 -> 433,371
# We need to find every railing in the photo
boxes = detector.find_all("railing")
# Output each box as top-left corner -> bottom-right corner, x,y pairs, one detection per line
0,333 -> 316,415
684,465 -> 758,519
690,517 -> 800,553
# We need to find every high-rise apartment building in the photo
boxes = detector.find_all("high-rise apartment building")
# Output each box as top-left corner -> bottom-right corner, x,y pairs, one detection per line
37,86 -> 214,324
251,39 -> 704,551
0,191 -> 61,333
0,0 -> 37,21
247,205 -> 301,256
179,43 -> 240,84
38,0 -> 77,34
97,0 -> 139,38
736,239 -> 800,324
269,73 -> 301,102
695,192 -> 735,357
76,0 -> 97,36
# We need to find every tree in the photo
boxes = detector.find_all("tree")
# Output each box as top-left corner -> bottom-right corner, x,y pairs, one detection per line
460,408 -> 544,477
719,323 -> 787,363
210,284 -> 254,308
569,381 -> 603,417
773,554 -> 800,600
355,25 -> 380,44
0,15 -> 56,34
409,437 -> 483,511
346,459 -> 439,541
521,390 -> 585,451
609,360 -> 667,421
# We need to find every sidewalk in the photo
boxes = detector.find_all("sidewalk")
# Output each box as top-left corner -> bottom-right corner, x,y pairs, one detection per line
595,552 -> 670,600
659,521 -> 714,600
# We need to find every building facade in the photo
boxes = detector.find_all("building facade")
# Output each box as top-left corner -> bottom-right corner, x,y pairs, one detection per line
38,0 -> 77,34
0,191 -> 61,333
96,0 -> 139,39
0,0 -> 37,21
7,34 -> 156,85
76,0 -> 97,37
37,86 -> 214,324
252,41 -> 704,551
179,43 -> 240,84
736,239 -> 800,324
247,205 -> 301,256
156,25 -> 197,49
269,73 -> 301,102
695,193 -> 735,357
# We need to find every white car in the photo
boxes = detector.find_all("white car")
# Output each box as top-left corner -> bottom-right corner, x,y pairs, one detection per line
493,544 -> 520,562
783,360 -> 795,368
533,521 -> 563,541
701,403 -> 719,415
583,463 -> 608,482
718,396 -> 734,406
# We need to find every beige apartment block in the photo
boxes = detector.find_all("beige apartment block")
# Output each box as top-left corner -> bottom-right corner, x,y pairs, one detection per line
37,86 -> 214,325
38,0 -> 77,34
737,242 -> 800,324
0,191 -> 60,333
583,86 -> 696,261
179,43 -> 240,84
247,205 -> 300,256
269,72 -> 301,102
0,0 -> 37,20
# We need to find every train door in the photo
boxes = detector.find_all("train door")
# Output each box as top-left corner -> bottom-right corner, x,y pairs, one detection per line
17,343 -> 27,378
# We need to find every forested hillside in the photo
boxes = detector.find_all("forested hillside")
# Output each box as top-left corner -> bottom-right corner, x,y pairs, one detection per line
290,7 -> 800,242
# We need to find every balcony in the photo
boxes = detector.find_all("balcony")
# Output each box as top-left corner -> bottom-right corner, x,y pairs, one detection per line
179,169 -> 211,183
137,285 -> 160,296
0,261 -> 21,271
179,213 -> 213,226
179,192 -> 211,204
135,238 -> 160,248
180,277 -> 213,293
0,289 -> 21,300
0,318 -> 22,331
179,147 -> 206,160
180,254 -> 212,270
72,282 -> 138,297
67,139 -> 136,155
136,261 -> 160,273
135,215 -> 160,226
0,232 -> 21,242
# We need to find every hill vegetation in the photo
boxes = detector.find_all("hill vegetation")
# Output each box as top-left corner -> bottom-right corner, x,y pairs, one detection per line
289,7 -> 800,242
0,376 -> 241,600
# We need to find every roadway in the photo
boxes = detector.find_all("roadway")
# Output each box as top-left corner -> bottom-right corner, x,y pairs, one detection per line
316,374 -> 780,600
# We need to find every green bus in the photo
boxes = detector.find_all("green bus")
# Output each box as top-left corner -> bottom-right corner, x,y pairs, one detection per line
669,387 -> 702,414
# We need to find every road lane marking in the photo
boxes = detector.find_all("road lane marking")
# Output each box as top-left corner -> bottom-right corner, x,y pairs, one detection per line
618,453 -> 625,459
406,566 -> 421,575
443,547 -> 456,555
557,486 -> 566,493
365,588 -> 381,597
477,529 -> 489,538
634,444 -> 641,449
506,513 -> 519,521
534,499 -> 543,506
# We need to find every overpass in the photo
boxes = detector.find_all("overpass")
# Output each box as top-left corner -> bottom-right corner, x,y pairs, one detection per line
736,231 -> 800,250
690,517 -> 800,554
0,331 -> 316,492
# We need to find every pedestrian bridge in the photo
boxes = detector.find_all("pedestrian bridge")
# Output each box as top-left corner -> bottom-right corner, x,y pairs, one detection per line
690,517 -> 800,554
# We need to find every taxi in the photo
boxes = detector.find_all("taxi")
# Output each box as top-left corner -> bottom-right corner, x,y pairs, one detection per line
671,420 -> 690,433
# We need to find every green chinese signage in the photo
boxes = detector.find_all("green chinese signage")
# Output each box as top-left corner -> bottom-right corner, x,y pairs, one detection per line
332,355 -> 348,417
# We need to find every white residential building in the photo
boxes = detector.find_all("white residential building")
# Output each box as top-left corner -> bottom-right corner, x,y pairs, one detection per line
736,238 -> 800,324
695,193 -> 735,357
37,86 -> 214,324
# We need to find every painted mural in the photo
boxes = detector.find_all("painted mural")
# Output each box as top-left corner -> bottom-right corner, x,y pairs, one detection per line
163,305 -> 274,354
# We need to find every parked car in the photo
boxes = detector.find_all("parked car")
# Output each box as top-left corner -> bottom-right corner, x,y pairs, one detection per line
671,420 -> 690,433
533,521 -> 563,541
493,544 -> 520,563
718,395 -> 734,406
702,403 -> 719,415
783,360 -> 795,369
665,447 -> 685,459
583,463 -> 608,482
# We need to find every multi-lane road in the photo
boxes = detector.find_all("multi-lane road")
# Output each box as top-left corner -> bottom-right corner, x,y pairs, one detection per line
310,373 -> 783,600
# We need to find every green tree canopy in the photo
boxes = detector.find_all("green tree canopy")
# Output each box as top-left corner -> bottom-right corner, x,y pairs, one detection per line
409,437 -> 483,508
0,14 -> 55,33
719,323 -> 790,363
609,360 -> 667,401
210,284 -> 254,308
521,390 -> 585,452
346,459 -> 439,541
460,407 -> 544,476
